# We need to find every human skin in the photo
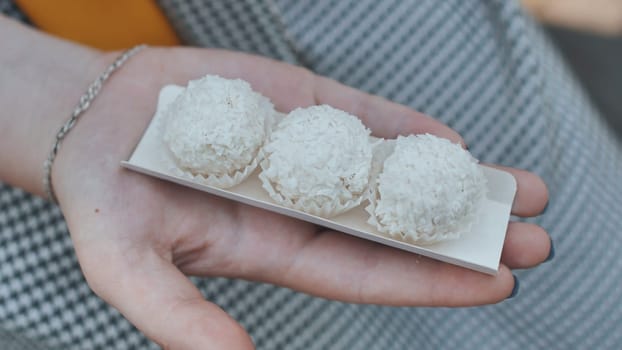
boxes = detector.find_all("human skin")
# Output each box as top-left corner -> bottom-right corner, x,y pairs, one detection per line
0,15 -> 550,349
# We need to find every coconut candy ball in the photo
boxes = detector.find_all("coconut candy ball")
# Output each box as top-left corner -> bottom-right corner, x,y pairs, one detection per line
373,134 -> 487,242
163,75 -> 274,177
261,105 -> 373,211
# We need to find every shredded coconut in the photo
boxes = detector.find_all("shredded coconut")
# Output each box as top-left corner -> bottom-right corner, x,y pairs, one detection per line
261,105 -> 373,211
373,134 -> 487,241
163,75 -> 274,177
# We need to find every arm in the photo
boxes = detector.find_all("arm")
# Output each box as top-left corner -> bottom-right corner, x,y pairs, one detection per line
0,15 -> 550,349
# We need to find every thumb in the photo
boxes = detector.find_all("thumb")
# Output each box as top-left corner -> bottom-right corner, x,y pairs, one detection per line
81,247 -> 254,349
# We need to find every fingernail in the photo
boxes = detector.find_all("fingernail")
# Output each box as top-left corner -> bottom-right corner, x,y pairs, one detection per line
545,239 -> 555,262
507,275 -> 520,299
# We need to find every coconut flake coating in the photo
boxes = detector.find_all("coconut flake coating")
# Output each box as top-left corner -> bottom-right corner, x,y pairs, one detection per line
261,105 -> 373,210
163,75 -> 274,177
374,134 -> 487,241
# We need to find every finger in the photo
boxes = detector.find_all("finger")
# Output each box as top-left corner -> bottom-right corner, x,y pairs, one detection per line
312,75 -> 465,144
164,48 -> 464,145
484,164 -> 549,216
213,219 -> 516,307
193,205 -> 518,306
277,230 -> 515,306
501,222 -> 551,269
79,247 -> 254,350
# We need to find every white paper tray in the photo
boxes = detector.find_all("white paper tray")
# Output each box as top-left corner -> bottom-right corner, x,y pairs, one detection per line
122,85 -> 517,275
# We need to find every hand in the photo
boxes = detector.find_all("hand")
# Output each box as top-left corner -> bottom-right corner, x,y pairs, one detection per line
53,47 -> 550,349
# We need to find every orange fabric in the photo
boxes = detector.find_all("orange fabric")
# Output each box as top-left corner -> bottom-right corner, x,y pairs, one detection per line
15,0 -> 180,50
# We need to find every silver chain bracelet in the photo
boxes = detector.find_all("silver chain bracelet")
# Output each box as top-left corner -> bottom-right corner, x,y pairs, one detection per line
43,44 -> 147,204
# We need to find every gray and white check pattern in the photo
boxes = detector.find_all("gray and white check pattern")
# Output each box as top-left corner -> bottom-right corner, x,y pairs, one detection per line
2,0 -> 622,348
0,0 -> 27,23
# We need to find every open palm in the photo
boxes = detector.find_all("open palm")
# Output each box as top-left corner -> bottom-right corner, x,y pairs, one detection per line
52,47 -> 550,349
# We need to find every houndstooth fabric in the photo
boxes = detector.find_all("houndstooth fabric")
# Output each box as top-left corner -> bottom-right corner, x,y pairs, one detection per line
2,0 -> 622,349
0,0 -> 28,23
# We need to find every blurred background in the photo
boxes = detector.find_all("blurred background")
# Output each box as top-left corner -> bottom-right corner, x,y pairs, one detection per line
2,0 -> 620,136
522,0 -> 622,136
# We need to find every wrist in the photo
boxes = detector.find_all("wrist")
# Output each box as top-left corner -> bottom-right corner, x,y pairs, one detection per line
43,46 -> 148,203
0,15 -> 106,196
52,47 -> 166,207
